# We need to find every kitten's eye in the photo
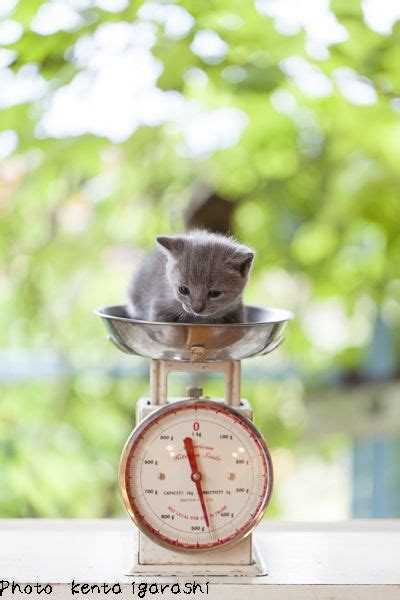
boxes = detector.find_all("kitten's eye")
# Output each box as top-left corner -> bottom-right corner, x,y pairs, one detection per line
178,285 -> 190,296
208,290 -> 221,298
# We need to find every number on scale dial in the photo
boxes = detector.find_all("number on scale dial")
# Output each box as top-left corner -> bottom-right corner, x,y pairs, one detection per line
120,399 -> 273,551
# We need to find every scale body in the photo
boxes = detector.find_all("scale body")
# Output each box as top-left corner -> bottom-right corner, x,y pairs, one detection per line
96,305 -> 292,576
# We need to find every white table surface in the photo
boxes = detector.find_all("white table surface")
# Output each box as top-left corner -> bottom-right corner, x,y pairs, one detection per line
1,519 -> 399,599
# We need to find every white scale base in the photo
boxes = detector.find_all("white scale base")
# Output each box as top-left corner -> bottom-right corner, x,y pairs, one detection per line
129,538 -> 267,577
133,526 -> 266,577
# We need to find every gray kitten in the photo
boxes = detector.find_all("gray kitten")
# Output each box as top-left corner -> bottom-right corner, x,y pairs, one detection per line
127,230 -> 254,323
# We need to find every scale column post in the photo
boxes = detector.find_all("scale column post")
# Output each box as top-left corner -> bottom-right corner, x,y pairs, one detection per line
228,360 -> 241,407
150,359 -> 161,404
149,359 -> 241,406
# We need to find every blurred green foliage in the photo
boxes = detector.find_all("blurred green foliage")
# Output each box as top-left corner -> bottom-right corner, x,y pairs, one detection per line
0,0 -> 399,518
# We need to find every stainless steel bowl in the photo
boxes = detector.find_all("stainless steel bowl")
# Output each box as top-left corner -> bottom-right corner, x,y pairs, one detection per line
95,305 -> 292,362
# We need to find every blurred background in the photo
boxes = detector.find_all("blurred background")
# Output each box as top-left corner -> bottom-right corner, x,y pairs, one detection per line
1,0 -> 399,520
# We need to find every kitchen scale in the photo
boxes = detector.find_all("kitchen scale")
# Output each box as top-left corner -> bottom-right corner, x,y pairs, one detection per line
95,304 -> 292,577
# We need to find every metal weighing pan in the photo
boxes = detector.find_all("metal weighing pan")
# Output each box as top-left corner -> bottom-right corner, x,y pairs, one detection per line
95,305 -> 293,362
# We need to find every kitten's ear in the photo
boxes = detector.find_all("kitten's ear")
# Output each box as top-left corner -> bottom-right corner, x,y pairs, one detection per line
156,236 -> 184,256
230,251 -> 254,277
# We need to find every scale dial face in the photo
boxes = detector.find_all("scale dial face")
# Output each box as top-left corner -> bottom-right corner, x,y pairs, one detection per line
120,399 -> 273,551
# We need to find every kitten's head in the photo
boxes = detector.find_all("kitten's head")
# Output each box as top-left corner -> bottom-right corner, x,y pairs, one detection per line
156,230 -> 254,318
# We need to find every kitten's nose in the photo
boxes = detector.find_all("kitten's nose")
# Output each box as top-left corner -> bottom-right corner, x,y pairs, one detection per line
192,302 -> 205,313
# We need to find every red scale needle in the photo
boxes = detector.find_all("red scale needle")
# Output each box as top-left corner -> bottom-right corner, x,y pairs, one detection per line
183,437 -> 211,529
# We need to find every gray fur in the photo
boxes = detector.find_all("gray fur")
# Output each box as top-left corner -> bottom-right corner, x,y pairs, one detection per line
127,230 -> 254,323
